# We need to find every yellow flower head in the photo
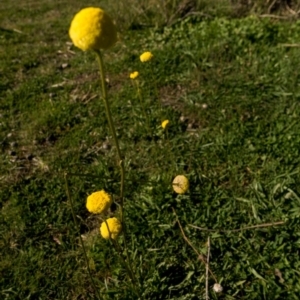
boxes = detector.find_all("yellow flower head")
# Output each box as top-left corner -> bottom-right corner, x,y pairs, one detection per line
172,175 -> 189,194
86,190 -> 112,214
130,71 -> 139,79
161,120 -> 170,129
100,217 -> 122,239
140,51 -> 153,62
69,7 -> 117,51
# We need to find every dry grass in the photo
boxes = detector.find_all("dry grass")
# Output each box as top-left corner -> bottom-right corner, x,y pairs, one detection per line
107,0 -> 300,30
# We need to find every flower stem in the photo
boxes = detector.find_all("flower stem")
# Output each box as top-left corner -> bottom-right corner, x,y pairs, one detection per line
135,80 -> 152,136
94,50 -> 139,296
94,49 -> 125,222
164,128 -> 174,170
150,63 -> 162,110
64,173 -> 101,300
112,239 -> 141,298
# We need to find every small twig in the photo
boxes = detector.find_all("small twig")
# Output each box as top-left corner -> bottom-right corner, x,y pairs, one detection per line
259,14 -> 290,19
267,0 -> 277,14
67,49 -> 76,55
205,237 -> 210,300
172,208 -> 217,282
188,221 -> 284,233
285,3 -> 299,16
13,28 -> 23,34
0,27 -> 23,34
278,43 -> 300,48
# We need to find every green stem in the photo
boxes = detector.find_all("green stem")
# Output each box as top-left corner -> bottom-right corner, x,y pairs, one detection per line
64,173 -> 101,300
94,49 -> 125,222
164,127 -> 176,171
165,129 -> 171,161
135,80 -> 152,136
150,63 -> 161,110
112,239 -> 141,298
95,50 -> 138,296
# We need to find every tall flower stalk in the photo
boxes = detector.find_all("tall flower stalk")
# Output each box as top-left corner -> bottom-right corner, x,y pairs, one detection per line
95,49 -> 125,222
68,6 -> 139,297
140,51 -> 162,109
130,71 -> 152,136
95,49 -> 138,291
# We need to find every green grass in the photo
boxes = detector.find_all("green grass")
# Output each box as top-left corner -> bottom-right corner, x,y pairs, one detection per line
1,1 -> 300,299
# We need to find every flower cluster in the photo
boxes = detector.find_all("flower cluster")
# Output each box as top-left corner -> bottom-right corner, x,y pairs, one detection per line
130,71 -> 139,79
86,190 -> 122,239
161,120 -> 169,129
140,51 -> 153,62
172,175 -> 189,194
69,7 -> 117,51
86,190 -> 121,240
100,217 -> 122,239
86,190 -> 112,214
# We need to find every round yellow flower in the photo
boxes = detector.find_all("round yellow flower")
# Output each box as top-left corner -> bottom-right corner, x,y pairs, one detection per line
86,190 -> 112,214
130,71 -> 139,79
100,217 -> 122,239
161,120 -> 169,129
172,175 -> 189,194
140,51 -> 153,62
69,7 -> 117,51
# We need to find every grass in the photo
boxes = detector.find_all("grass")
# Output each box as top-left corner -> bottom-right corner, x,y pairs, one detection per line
1,0 -> 300,299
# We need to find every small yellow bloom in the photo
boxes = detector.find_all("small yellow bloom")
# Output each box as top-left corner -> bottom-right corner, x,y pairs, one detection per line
69,7 -> 117,51
100,217 -> 122,239
172,175 -> 189,194
130,71 -> 139,79
161,120 -> 169,129
140,51 -> 153,62
86,190 -> 112,214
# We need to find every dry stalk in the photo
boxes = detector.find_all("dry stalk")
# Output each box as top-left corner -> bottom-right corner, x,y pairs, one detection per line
267,0 -> 277,14
205,237 -> 210,300
259,14 -> 290,19
172,208 -> 217,282
279,43 -> 300,47
188,221 -> 284,233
